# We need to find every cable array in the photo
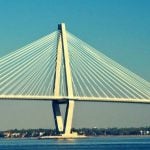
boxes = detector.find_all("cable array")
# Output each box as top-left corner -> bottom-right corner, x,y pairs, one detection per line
67,32 -> 150,100
0,29 -> 150,102
0,31 -> 58,96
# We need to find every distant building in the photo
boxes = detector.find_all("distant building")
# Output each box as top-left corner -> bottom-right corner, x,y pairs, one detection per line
3,132 -> 11,138
39,132 -> 45,137
11,133 -> 21,138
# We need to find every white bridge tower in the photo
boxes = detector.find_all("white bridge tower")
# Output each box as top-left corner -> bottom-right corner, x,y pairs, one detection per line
52,23 -> 75,137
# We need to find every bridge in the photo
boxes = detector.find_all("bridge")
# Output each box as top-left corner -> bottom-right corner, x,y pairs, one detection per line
0,23 -> 150,138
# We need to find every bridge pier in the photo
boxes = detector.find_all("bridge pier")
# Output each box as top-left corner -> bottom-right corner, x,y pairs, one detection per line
51,23 -> 78,138
52,100 -> 75,136
52,101 -> 64,133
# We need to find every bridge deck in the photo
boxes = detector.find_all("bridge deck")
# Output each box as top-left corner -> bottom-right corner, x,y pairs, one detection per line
0,95 -> 150,104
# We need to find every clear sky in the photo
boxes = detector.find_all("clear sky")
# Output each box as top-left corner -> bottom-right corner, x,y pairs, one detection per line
0,0 -> 150,130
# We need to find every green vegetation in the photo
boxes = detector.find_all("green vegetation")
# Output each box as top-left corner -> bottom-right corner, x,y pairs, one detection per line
72,127 -> 150,136
0,127 -> 150,138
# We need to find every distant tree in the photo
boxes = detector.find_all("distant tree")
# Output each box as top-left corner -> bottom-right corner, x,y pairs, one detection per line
0,132 -> 4,138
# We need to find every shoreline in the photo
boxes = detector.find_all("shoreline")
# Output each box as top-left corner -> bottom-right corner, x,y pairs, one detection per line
1,135 -> 150,140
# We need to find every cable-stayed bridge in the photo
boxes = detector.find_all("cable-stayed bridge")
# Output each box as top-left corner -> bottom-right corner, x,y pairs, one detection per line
0,23 -> 150,138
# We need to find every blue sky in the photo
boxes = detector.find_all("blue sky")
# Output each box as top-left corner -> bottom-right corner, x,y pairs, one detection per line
0,0 -> 150,130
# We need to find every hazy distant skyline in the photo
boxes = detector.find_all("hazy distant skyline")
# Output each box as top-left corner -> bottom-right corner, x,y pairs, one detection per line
0,0 -> 150,130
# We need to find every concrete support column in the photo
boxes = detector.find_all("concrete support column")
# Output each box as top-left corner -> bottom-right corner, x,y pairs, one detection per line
52,23 -> 75,137
64,100 -> 75,135
52,101 -> 64,133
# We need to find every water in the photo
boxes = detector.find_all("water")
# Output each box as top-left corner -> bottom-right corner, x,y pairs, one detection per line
0,136 -> 150,150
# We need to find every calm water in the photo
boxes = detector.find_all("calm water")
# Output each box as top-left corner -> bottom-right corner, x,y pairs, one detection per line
0,136 -> 150,150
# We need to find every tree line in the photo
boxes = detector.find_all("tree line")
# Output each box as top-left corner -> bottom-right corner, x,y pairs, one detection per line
0,127 -> 150,138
